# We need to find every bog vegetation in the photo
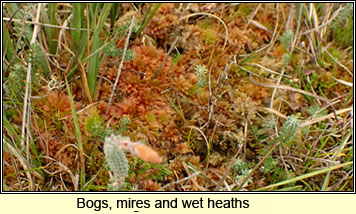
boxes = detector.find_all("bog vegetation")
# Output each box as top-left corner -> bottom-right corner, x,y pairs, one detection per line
3,3 -> 353,191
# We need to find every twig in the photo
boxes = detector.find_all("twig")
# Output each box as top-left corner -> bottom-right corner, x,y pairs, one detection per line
248,63 -> 292,79
184,125 -> 210,162
262,107 -> 287,119
279,145 -> 290,178
301,4 -> 343,35
18,4 -> 42,189
59,40 -> 92,103
266,3 -> 281,55
214,143 -> 243,191
40,156 -> 79,191
263,107 -> 352,128
151,36 -> 179,80
285,3 -> 295,30
270,68 -> 285,120
158,171 -> 201,191
244,3 -> 261,30
328,75 -> 353,87
177,12 -> 228,50
3,17 -> 91,31
268,66 -> 291,178
300,107 -> 353,127
201,63 -> 229,129
103,16 -> 135,123
249,20 -> 272,34
249,75 -> 331,103
290,3 -> 303,54
21,3 -> 41,148
323,47 -> 353,77
183,162 -> 206,191
201,65 -> 214,129
59,102 -> 100,120
235,143 -> 279,191
56,13 -> 72,56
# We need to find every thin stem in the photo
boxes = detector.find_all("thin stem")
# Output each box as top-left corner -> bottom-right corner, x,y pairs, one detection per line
103,16 -> 136,123
151,36 -> 179,80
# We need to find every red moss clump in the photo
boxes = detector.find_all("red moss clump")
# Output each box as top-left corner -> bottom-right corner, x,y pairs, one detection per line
145,4 -> 179,40
99,45 -> 184,148
40,91 -> 73,118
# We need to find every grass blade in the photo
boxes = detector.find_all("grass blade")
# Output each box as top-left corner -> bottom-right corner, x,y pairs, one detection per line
71,3 -> 83,48
87,3 -> 113,99
135,3 -> 161,38
64,74 -> 86,190
254,161 -> 353,191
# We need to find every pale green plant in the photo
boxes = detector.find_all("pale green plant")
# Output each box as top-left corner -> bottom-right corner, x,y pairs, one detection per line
278,114 -> 300,146
195,64 -> 208,90
280,29 -> 293,50
330,3 -> 353,29
104,134 -> 129,190
232,158 -> 252,188
282,53 -> 291,67
330,3 -> 353,47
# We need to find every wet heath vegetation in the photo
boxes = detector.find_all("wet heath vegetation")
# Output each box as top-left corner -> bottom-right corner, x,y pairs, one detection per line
3,3 -> 353,191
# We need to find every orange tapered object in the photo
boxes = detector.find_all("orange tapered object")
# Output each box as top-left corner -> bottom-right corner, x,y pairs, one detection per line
133,144 -> 162,164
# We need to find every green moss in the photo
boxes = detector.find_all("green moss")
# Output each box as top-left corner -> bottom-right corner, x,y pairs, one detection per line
202,29 -> 217,45
145,112 -> 156,123
236,3 -> 255,17
324,47 -> 341,63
